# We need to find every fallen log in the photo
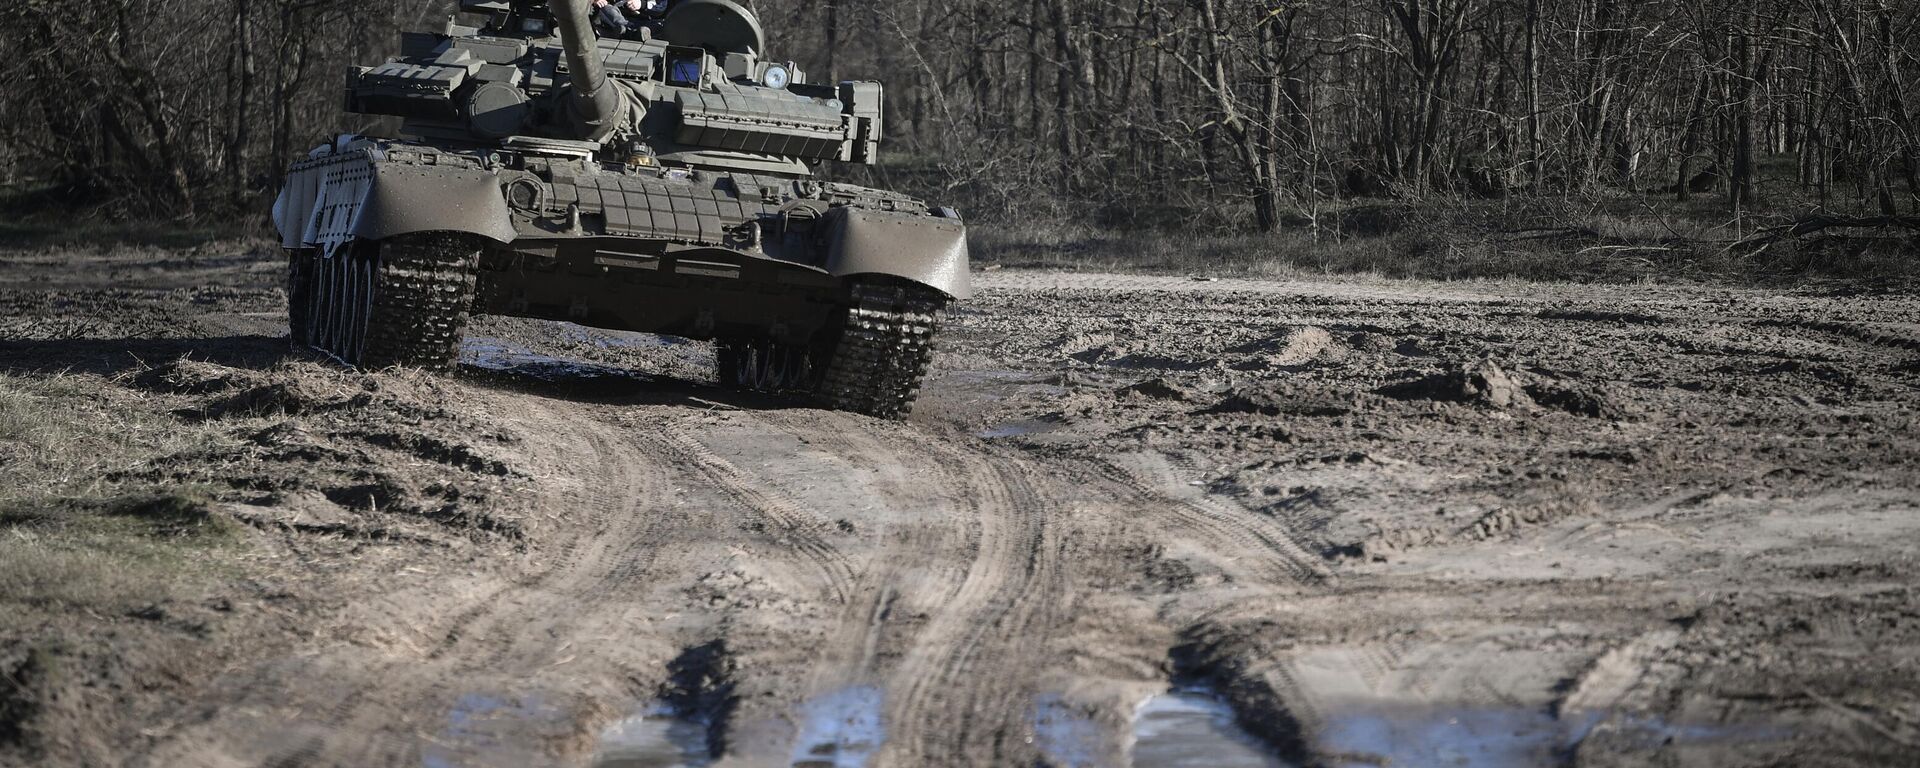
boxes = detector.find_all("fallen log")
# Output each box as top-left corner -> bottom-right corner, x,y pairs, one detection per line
1733,214 -> 1920,251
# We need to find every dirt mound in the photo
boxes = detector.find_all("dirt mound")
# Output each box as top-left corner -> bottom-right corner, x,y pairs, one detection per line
1120,378 -> 1196,402
118,360 -> 533,541
1062,332 -> 1210,371
1525,381 -> 1634,420
1376,359 -> 1531,408
210,379 -> 363,419
134,359 -> 262,395
1376,360 -> 1632,419
1357,491 -> 1600,561
1344,332 -> 1400,353
1227,327 -> 1343,370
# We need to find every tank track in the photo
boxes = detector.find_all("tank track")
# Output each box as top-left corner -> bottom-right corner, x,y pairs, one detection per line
287,249 -> 317,349
289,234 -> 477,370
361,235 -> 478,370
716,337 -> 819,393
713,282 -> 945,419
815,282 -> 946,419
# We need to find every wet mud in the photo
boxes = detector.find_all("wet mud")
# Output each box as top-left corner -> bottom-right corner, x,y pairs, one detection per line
0,244 -> 1916,766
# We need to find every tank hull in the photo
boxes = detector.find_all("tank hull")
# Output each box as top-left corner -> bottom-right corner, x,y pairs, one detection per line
274,136 -> 971,308
275,0 -> 967,418
274,136 -> 964,417
473,236 -> 846,343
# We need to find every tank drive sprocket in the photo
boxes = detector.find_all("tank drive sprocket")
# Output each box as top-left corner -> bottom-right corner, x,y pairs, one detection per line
290,234 -> 479,370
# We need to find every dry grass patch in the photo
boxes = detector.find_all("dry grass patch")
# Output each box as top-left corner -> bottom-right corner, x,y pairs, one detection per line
0,374 -> 240,620
968,196 -> 1919,285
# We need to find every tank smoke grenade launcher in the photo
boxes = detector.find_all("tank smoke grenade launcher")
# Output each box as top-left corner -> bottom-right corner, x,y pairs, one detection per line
274,0 -> 969,419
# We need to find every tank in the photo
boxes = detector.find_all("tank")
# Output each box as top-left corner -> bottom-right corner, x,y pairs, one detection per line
272,0 -> 968,419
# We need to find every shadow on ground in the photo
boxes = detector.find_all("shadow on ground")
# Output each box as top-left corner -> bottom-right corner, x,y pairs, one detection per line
456,357 -> 806,414
0,336 -> 289,377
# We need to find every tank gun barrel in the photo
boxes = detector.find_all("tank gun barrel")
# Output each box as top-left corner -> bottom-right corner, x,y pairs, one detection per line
551,0 -> 625,141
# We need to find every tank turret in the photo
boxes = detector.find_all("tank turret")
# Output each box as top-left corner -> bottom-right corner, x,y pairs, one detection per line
343,0 -> 884,174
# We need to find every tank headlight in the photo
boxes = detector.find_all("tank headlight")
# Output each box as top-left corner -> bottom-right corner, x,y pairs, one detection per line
762,65 -> 791,90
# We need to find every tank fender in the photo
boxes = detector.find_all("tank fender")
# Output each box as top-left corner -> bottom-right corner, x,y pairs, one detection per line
276,148 -> 515,255
355,164 -> 516,245
822,207 -> 972,300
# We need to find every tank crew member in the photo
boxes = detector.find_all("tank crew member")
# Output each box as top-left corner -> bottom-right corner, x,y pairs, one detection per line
592,0 -> 671,38
592,0 -> 641,36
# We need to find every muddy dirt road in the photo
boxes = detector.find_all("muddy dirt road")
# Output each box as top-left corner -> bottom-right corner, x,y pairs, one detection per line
2,243 -> 1917,767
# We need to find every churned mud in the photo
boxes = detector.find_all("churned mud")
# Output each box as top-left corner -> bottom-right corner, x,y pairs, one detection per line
1,243 -> 1916,767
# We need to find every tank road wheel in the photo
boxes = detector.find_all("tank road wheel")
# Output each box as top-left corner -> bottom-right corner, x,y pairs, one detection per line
815,280 -> 948,420
715,337 -> 822,393
288,234 -> 479,370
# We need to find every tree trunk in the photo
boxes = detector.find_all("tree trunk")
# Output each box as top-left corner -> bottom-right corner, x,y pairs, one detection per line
1731,19 -> 1755,207
1525,0 -> 1542,188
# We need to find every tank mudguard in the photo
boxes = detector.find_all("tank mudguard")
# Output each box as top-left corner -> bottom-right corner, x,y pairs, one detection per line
823,207 -> 973,300
275,146 -> 514,255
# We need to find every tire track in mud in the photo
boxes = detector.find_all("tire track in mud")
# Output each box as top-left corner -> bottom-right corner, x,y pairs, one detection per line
1041,449 -> 1344,765
756,412 -> 941,695
1757,318 -> 1920,358
876,449 -> 1064,765
651,419 -> 862,604
748,408 -> 1076,764
1088,453 -> 1332,585
422,415 -> 644,659
326,398 -> 685,766
153,395 -> 698,768
757,411 -> 1338,765
750,411 -> 1070,763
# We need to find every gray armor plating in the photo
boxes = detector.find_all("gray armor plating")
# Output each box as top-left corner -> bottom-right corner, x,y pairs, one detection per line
272,0 -> 968,299
273,0 -> 968,418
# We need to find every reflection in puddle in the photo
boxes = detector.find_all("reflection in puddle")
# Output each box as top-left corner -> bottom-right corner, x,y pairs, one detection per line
591,703 -> 714,768
1320,707 -> 1788,768
1132,689 -> 1289,768
1031,694 -> 1104,768
462,337 -> 644,382
1322,708 -> 1589,768
790,686 -> 886,768
558,324 -> 689,352
421,693 -> 565,768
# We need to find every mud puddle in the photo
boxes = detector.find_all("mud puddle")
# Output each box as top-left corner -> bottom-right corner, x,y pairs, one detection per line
1317,706 -> 1787,767
590,704 -> 714,768
1030,695 -> 1106,768
789,686 -> 886,768
556,324 -> 692,352
929,369 -> 1067,403
1130,688 -> 1291,768
978,417 -> 1063,440
421,693 -> 569,768
462,337 -> 651,383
